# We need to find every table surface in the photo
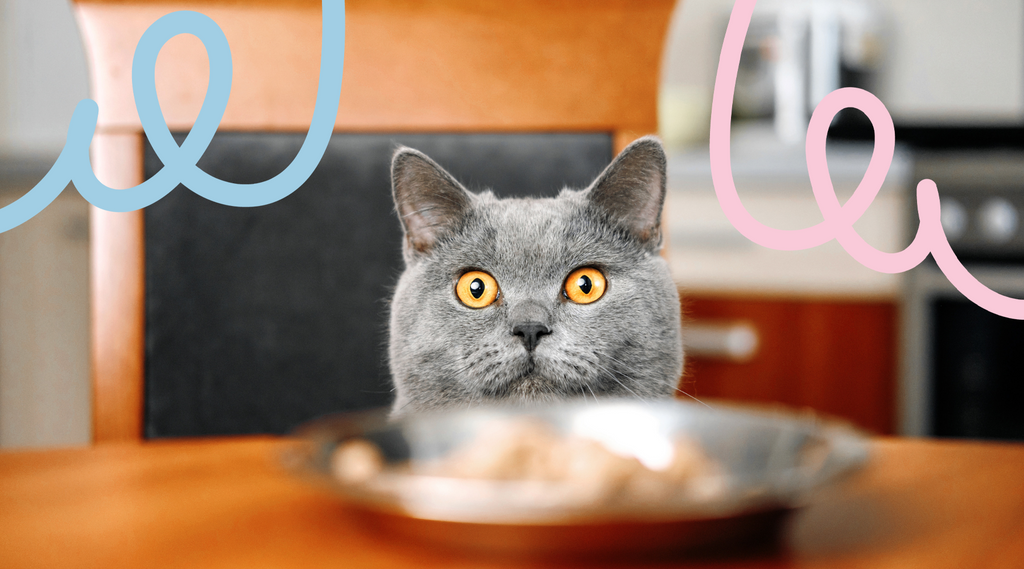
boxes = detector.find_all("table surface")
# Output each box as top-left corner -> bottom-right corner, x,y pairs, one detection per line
1,436 -> 1023,568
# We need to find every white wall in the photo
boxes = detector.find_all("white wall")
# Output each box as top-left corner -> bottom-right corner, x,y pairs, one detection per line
0,189 -> 90,448
0,0 -> 89,154
0,0 -> 91,448
880,0 -> 1024,124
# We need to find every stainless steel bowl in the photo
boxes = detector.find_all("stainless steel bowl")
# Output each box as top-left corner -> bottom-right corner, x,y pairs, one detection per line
291,399 -> 869,559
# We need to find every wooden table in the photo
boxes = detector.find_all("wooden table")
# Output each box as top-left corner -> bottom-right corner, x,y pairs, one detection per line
1,437 -> 1022,568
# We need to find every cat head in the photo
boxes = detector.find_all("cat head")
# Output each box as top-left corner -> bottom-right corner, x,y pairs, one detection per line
388,136 -> 682,416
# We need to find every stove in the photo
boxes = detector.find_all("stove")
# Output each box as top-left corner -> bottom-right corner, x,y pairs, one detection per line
902,151 -> 1024,440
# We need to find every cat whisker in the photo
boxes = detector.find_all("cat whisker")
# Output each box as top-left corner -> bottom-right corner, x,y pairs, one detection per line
596,352 -> 713,408
576,384 -> 588,403
600,352 -> 646,374
673,386 -> 714,409
591,355 -> 643,394
448,361 -> 476,377
393,397 -> 415,416
589,358 -> 643,400
579,382 -> 595,404
448,352 -> 498,380
607,374 -> 643,400
605,353 -> 712,408
598,352 -> 644,374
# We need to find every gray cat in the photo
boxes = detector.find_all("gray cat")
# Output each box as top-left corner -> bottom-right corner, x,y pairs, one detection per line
388,136 -> 682,416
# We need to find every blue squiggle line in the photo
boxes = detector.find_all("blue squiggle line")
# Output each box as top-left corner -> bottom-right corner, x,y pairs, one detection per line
0,1 -> 344,230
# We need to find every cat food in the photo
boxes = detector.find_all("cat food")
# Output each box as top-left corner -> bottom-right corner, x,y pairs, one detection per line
331,438 -> 385,484
331,418 -> 724,507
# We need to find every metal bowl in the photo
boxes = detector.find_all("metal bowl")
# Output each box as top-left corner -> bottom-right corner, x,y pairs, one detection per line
290,399 -> 869,559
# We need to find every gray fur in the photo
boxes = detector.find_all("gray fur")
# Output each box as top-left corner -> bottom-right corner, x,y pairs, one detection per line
388,136 -> 683,416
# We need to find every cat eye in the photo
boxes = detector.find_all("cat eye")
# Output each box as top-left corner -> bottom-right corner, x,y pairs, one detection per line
455,271 -> 500,308
563,267 -> 606,304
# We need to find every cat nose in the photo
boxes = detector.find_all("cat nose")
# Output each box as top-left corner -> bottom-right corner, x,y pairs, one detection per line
512,322 -> 551,352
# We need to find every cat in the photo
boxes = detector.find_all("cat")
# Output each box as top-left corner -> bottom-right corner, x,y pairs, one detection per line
387,136 -> 682,416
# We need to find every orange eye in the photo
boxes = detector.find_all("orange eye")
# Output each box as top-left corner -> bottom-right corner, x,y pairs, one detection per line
455,271 -> 500,308
564,267 -> 606,304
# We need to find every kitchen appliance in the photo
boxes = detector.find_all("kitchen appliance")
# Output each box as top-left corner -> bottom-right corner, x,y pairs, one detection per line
902,152 -> 1024,440
731,0 -> 883,144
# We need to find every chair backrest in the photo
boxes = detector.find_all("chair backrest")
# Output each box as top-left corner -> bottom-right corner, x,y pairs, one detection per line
142,132 -> 613,437
77,0 -> 676,441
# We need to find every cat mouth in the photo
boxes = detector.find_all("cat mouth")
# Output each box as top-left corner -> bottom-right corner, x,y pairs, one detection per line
479,358 -> 558,399
503,373 -> 558,397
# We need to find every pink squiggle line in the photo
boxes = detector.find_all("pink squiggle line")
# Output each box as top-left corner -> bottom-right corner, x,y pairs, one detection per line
710,0 -> 1024,320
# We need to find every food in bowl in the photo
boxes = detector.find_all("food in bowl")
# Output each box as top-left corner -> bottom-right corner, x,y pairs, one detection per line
331,416 -> 726,509
296,400 -> 869,557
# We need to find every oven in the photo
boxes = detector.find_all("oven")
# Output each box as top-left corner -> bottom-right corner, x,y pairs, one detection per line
902,151 -> 1024,440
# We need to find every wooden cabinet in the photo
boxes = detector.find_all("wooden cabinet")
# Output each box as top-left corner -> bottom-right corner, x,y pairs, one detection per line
680,295 -> 897,434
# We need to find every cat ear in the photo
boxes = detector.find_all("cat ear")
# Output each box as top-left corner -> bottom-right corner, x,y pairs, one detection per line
391,147 -> 473,255
586,136 -> 667,249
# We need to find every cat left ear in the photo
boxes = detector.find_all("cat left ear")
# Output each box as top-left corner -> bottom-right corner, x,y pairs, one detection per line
586,136 -> 667,249
392,147 -> 473,255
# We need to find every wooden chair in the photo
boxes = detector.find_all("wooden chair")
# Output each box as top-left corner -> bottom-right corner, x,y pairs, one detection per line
76,0 -> 676,442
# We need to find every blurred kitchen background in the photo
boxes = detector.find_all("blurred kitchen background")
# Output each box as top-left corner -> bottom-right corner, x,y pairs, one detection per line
1,0 -> 1022,448
0,0 -> 91,448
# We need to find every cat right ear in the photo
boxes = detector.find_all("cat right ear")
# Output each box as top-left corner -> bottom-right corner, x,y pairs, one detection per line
585,136 -> 667,250
391,147 -> 473,255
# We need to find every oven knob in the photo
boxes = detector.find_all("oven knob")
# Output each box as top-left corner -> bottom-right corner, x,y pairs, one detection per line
940,198 -> 968,241
977,197 -> 1018,243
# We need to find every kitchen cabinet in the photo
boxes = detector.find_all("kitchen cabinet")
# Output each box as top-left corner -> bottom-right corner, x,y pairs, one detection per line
680,294 -> 897,434
663,131 -> 909,435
